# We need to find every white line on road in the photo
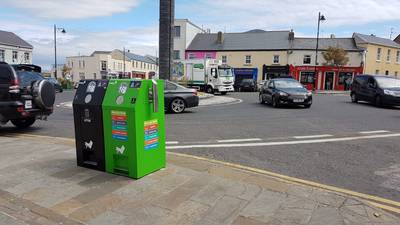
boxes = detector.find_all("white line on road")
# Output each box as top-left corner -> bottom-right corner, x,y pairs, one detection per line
359,130 -> 390,134
217,138 -> 262,143
293,134 -> 333,139
166,141 -> 179,145
166,133 -> 400,150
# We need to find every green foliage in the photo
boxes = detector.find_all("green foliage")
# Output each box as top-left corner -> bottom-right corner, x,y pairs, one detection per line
61,65 -> 72,78
322,47 -> 349,67
58,77 -> 73,89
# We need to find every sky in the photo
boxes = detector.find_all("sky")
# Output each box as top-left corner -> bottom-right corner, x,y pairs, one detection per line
0,0 -> 399,70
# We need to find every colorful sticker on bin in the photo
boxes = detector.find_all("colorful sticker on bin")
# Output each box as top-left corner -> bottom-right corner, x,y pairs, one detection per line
144,119 -> 158,150
111,111 -> 128,141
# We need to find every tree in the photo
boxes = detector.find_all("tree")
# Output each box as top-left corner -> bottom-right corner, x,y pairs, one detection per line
61,65 -> 72,78
322,47 -> 349,67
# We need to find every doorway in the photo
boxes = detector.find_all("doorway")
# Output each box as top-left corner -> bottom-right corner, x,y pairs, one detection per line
324,72 -> 334,90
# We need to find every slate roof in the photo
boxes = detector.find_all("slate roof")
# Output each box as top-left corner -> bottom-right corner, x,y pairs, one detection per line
187,31 -> 291,51
0,30 -> 33,49
292,38 -> 361,51
123,51 -> 157,64
91,51 -> 111,56
353,33 -> 400,48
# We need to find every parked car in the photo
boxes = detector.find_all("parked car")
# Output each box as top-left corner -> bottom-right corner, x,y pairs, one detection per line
0,63 -> 55,128
46,77 -> 63,93
259,78 -> 312,108
238,79 -> 257,92
164,80 -> 199,113
351,75 -> 400,107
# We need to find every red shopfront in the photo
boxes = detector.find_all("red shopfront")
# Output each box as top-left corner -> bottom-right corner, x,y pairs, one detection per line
290,66 -> 363,91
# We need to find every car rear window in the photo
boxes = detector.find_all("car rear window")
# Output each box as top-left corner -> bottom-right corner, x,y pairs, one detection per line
0,65 -> 13,84
17,71 -> 44,87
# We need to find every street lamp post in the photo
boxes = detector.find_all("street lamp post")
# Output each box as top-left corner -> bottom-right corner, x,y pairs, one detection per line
314,12 -> 326,90
54,24 -> 66,79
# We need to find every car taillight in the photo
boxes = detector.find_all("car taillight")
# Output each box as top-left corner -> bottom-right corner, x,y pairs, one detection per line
193,90 -> 198,96
9,79 -> 20,94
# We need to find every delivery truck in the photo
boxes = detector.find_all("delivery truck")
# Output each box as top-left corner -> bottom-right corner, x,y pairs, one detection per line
172,59 -> 234,95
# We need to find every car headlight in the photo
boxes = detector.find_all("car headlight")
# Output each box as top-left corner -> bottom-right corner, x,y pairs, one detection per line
279,92 -> 289,96
384,89 -> 396,96
306,91 -> 312,96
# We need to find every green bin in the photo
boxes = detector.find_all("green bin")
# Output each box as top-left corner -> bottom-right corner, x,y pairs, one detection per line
102,79 -> 166,179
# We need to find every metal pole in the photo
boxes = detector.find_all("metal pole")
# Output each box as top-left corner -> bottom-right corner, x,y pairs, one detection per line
54,24 -> 57,79
314,12 -> 321,90
123,47 -> 126,78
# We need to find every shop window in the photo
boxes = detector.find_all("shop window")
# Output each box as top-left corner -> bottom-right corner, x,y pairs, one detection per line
338,72 -> 353,85
303,55 -> 311,64
300,72 -> 315,84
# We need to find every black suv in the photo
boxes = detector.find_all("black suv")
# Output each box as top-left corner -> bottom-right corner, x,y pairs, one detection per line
351,75 -> 400,107
0,62 -> 56,128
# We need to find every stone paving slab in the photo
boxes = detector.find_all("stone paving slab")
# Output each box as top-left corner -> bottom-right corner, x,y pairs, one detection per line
0,135 -> 399,225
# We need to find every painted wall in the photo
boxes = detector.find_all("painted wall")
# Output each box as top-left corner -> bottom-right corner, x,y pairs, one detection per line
361,43 -> 400,78
216,51 -> 288,82
0,44 -> 32,64
288,50 -> 363,68
173,19 -> 203,60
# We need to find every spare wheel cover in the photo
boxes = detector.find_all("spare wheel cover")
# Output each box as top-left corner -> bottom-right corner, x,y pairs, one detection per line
35,80 -> 55,109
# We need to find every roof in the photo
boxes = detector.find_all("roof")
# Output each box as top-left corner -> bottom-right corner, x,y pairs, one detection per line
353,33 -> 400,48
91,51 -> 111,56
394,34 -> 400,44
293,38 -> 361,51
123,51 -> 156,64
0,30 -> 33,49
187,31 -> 291,51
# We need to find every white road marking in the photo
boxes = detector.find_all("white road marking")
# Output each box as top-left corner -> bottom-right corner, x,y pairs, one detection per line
166,133 -> 400,150
293,134 -> 333,139
166,141 -> 179,145
217,138 -> 262,143
359,130 -> 390,134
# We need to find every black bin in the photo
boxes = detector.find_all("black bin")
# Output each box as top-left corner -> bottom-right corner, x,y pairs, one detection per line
73,80 -> 109,171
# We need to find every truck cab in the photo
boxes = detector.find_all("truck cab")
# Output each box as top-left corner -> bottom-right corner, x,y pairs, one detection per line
205,60 -> 234,95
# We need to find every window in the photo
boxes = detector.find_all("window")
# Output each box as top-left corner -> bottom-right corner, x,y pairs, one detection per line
303,55 -> 311,64
174,26 -> 181,38
0,50 -> 4,62
188,53 -> 196,59
245,55 -> 252,64
338,72 -> 353,85
300,72 -> 315,84
205,53 -> 213,59
222,56 -> 227,64
93,73 -> 97,79
101,61 -> 107,71
12,51 -> 18,62
273,55 -> 280,64
79,61 -> 81,68
24,52 -> 30,62
375,70 -> 379,75
396,51 -> 400,63
113,62 -> 116,70
173,50 -> 180,60
136,61 -> 138,68
165,81 -> 177,90
79,72 -> 85,80
377,48 -> 382,61
71,61 -> 73,67
395,71 -> 398,78
141,62 -> 143,69
82,60 -> 85,68
387,49 -> 391,62
385,70 -> 389,76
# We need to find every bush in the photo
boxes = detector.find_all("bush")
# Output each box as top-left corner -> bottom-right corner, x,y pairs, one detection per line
58,78 -> 73,89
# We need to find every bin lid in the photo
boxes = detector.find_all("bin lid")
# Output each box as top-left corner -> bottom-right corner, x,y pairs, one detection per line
73,80 -> 109,106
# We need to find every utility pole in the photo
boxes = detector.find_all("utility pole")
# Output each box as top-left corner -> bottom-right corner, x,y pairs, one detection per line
54,25 -> 57,79
123,47 -> 126,78
159,0 -> 175,80
390,28 -> 394,39
314,12 -> 326,90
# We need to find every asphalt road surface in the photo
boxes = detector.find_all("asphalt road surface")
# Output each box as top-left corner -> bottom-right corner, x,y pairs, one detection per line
1,90 -> 400,203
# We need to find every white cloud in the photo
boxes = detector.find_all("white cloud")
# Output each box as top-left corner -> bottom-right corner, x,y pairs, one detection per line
180,0 -> 400,32
4,0 -> 139,19
0,20 -> 158,69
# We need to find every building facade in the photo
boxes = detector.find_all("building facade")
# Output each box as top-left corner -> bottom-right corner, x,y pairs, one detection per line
173,19 -> 204,61
67,50 -> 158,82
353,33 -> 400,78
0,30 -> 33,64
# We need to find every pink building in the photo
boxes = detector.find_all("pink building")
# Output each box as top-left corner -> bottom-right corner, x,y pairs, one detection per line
185,51 -> 217,60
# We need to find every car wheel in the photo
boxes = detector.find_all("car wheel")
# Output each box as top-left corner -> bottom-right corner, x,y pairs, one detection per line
170,98 -> 186,114
206,86 -> 214,94
375,95 -> 383,107
351,92 -> 358,103
272,96 -> 280,108
259,94 -> 265,104
11,117 -> 36,129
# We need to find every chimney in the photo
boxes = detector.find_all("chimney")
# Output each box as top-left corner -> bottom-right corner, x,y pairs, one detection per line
288,29 -> 295,41
217,31 -> 224,44
330,34 -> 335,39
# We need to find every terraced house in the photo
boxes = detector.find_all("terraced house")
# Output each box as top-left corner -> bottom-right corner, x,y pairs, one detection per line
353,33 -> 400,78
0,30 -> 33,64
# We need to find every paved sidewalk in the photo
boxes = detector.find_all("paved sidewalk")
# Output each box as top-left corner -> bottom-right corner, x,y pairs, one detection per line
0,135 -> 399,225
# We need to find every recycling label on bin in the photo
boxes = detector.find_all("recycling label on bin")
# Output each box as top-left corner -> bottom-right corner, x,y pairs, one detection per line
111,111 -> 128,141
144,119 -> 158,150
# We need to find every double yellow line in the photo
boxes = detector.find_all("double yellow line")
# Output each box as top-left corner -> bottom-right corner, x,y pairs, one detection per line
7,133 -> 400,214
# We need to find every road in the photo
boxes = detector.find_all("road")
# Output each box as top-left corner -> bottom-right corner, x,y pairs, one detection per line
1,91 -> 400,203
